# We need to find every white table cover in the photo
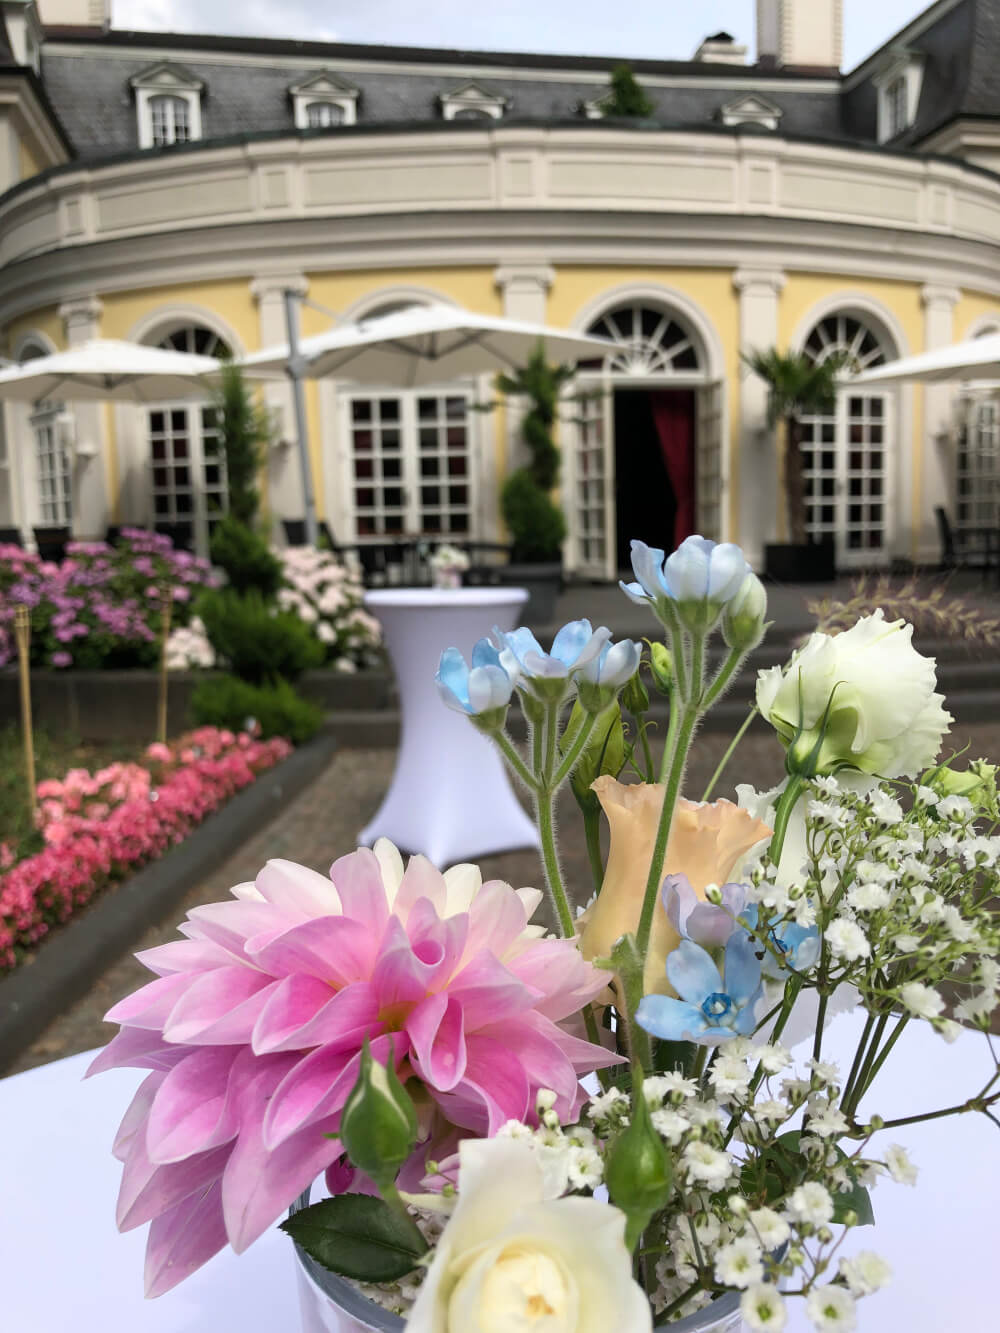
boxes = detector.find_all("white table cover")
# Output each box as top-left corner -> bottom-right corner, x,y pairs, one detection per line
359,587 -> 539,867
1,1012 -> 996,1330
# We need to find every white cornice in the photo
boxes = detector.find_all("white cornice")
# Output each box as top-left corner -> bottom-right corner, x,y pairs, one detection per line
41,40 -> 841,93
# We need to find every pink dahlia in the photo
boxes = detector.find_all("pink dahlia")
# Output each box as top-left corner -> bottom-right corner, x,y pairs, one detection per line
90,841 -> 617,1296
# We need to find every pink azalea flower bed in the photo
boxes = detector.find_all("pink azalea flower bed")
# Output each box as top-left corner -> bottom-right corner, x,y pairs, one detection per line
0,726 -> 292,973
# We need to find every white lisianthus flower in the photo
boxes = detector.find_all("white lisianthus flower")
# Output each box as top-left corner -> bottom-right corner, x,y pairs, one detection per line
406,1137 -> 652,1333
807,1284 -> 858,1332
755,611 -> 952,779
740,1283 -> 787,1332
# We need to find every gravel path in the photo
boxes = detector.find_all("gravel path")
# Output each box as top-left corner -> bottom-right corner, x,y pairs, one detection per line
8,718 -> 1000,1076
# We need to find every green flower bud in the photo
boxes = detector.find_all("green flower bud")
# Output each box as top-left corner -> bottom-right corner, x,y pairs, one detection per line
604,1070 -> 673,1251
340,1039 -> 418,1190
648,642 -> 673,695
568,703 -> 627,810
621,668 -> 650,717
722,573 -> 768,653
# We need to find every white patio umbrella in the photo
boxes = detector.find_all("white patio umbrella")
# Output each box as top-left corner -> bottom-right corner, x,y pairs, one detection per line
0,338 -> 278,404
851,333 -> 1000,386
236,299 -> 615,544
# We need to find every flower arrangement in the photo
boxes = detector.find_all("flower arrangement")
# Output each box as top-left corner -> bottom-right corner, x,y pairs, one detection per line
0,726 -> 290,972
276,545 -> 382,670
0,530 -> 217,671
428,544 -> 470,590
92,535 -> 1000,1332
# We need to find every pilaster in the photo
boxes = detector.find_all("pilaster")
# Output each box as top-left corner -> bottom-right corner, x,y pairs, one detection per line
493,264 -> 554,324
251,273 -> 309,535
733,268 -> 785,571
58,294 -> 106,539
919,284 -> 961,565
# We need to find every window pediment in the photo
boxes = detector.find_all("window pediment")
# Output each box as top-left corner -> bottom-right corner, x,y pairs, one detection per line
129,62 -> 205,94
131,64 -> 204,150
719,94 -> 783,130
439,81 -> 508,121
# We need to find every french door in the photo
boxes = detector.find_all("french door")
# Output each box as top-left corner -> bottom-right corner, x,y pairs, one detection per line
957,396 -> 1000,533
343,389 -> 476,540
148,402 -> 228,553
800,390 -> 892,568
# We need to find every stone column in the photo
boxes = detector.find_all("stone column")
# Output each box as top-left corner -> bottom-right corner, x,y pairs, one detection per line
919,285 -> 961,565
493,264 -> 555,324
250,273 -> 309,539
733,268 -> 785,571
58,295 -> 107,539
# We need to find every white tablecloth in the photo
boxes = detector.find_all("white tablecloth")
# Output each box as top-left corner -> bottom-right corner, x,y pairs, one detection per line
359,587 -> 539,867
2,1013 -> 996,1330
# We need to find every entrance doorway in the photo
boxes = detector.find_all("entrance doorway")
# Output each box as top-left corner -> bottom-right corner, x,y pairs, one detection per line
613,388 -> 696,571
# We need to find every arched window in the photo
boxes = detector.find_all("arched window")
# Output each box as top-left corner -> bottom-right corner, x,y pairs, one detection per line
584,302 -> 703,375
147,324 -> 232,552
800,313 -> 894,565
305,101 -> 345,128
148,94 -> 192,147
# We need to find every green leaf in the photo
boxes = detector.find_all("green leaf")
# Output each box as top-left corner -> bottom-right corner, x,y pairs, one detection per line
280,1195 -> 428,1282
832,1176 -> 875,1227
741,1131 -> 873,1227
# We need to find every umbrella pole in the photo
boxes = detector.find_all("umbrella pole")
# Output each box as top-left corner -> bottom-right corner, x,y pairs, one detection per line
283,288 -> 319,546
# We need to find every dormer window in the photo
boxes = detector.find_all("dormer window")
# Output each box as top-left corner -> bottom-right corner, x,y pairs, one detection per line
873,49 -> 924,143
130,63 -> 204,150
718,94 -> 783,132
289,71 -> 359,130
439,82 -> 507,122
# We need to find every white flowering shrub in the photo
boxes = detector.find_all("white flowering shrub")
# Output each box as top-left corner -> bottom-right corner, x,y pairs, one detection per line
164,616 -> 215,670
276,547 -> 382,671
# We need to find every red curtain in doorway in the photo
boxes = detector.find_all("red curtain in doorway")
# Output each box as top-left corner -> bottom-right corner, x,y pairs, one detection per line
649,390 -> 696,547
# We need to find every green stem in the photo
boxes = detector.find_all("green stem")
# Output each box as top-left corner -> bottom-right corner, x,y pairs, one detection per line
701,645 -> 746,712
551,708 -> 597,788
843,1011 -> 890,1118
701,707 -> 758,802
768,775 -> 805,870
841,1010 -> 877,1110
854,1013 -> 910,1107
638,717 -> 655,784
583,1004 -> 612,1091
860,1090 -> 1000,1133
536,791 -> 576,939
584,806 -> 604,894
492,731 -> 539,792
812,989 -> 830,1064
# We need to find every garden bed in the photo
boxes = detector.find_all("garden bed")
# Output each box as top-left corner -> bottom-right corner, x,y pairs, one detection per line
0,726 -> 337,1070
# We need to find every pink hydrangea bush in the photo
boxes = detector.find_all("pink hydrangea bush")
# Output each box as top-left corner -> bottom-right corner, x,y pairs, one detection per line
0,530 -> 217,671
277,546 -> 381,671
90,842 -> 619,1296
0,727 -> 290,971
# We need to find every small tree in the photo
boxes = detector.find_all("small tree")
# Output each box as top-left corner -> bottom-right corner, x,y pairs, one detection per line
214,361 -> 273,526
743,347 -> 847,546
603,63 -> 654,118
496,345 -> 575,564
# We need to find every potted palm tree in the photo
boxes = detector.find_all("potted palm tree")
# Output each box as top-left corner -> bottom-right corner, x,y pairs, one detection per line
744,347 -> 847,583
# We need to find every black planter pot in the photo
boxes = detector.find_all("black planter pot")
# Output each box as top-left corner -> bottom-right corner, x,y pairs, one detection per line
764,538 -> 836,584
498,561 -> 563,624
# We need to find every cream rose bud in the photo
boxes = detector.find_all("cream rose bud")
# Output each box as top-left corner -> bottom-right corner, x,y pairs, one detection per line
407,1137 -> 652,1333
756,610 -> 952,779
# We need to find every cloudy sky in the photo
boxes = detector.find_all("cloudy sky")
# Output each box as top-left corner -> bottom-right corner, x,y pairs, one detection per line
111,0 -> 927,72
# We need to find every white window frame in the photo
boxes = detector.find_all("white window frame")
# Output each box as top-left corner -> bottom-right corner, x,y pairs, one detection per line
131,65 -> 204,150
32,404 -> 73,527
148,94 -> 192,148
874,52 -> 924,144
289,72 -> 359,129
719,95 -> 783,131
440,82 -> 507,121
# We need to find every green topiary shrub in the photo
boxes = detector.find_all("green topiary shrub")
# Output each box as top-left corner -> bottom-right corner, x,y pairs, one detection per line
197,588 -> 324,685
209,515 -> 283,598
603,64 -> 655,118
501,468 -> 567,563
213,361 -> 273,526
191,674 -> 324,744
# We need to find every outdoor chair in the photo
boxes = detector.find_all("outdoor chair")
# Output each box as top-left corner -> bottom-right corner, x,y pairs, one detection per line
33,526 -> 70,563
153,521 -> 194,551
0,526 -> 22,546
934,507 -> 999,578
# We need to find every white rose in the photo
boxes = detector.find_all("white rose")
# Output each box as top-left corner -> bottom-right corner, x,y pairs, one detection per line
406,1138 -> 651,1333
756,610 -> 951,779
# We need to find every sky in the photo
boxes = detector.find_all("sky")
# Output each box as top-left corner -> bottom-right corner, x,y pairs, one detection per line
111,0 -> 929,72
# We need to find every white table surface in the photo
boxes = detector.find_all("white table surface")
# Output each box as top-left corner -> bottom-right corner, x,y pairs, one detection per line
2,1012 -> 996,1330
359,587 -> 539,868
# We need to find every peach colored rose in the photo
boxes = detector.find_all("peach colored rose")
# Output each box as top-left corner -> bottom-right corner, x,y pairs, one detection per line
579,777 -> 772,995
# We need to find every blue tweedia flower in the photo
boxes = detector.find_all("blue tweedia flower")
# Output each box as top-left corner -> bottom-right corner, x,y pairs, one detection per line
621,537 -> 752,610
741,905 -> 821,979
493,619 -> 611,680
436,639 -> 516,715
635,932 -> 765,1046
578,637 -> 642,690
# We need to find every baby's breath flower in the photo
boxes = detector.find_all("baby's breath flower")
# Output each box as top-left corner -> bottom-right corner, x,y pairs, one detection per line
826,918 -> 871,962
807,1283 -> 858,1332
808,1059 -> 841,1086
752,1099 -> 789,1124
839,1250 -> 892,1296
741,1283 -> 787,1332
651,1108 -> 689,1145
915,785 -> 940,807
587,1086 -> 629,1123
847,881 -> 891,912
899,981 -> 945,1021
938,794 -> 973,821
566,1145 -> 603,1190
748,1207 -> 791,1249
869,789 -> 903,823
804,1106 -> 850,1138
884,1144 -> 918,1186
786,1181 -> 835,1225
714,1237 -> 764,1288
683,1141 -> 733,1188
